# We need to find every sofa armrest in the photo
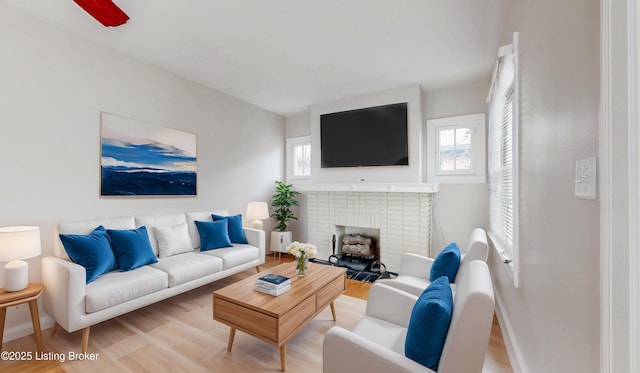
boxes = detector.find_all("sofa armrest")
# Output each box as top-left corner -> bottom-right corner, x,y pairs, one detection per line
243,227 -> 265,261
366,283 -> 419,328
323,327 -> 434,373
41,256 -> 87,332
398,253 -> 434,279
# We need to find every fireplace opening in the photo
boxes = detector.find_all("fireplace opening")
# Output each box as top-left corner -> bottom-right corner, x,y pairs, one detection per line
311,227 -> 393,282
331,232 -> 377,271
332,225 -> 378,267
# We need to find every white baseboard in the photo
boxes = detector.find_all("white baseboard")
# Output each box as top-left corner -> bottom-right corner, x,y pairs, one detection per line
494,288 -> 528,373
2,314 -> 56,344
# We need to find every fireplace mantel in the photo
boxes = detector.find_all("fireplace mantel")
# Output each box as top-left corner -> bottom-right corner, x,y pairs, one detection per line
296,183 -> 439,193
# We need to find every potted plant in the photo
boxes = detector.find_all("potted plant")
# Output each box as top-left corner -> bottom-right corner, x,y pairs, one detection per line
270,181 -> 300,254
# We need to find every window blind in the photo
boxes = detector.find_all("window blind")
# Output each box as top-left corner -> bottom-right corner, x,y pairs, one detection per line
489,93 -> 514,253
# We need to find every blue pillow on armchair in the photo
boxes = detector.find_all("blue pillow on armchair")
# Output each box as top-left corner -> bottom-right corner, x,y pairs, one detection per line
59,225 -> 118,283
212,214 -> 248,244
430,242 -> 461,282
405,276 -> 454,370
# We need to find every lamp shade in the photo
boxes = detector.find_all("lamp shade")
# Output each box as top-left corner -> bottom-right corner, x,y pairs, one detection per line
246,202 -> 269,221
0,226 -> 42,262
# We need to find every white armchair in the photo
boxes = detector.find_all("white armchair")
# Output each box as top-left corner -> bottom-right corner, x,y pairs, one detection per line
323,260 -> 495,373
376,227 -> 489,297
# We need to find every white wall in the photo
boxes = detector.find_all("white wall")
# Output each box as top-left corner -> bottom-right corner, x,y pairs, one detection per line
424,78 -> 491,252
0,5 -> 284,340
283,112 -> 311,244
489,1 -> 600,372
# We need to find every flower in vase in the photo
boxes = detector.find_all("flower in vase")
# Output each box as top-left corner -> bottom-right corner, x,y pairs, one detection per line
286,241 -> 318,258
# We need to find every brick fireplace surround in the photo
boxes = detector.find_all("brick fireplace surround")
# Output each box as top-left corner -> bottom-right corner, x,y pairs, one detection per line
305,190 -> 435,272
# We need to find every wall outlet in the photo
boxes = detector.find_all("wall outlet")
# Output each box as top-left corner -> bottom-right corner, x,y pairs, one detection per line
575,157 -> 596,200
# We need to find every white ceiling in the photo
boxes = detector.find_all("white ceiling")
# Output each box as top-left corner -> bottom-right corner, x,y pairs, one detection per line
5,0 -> 509,116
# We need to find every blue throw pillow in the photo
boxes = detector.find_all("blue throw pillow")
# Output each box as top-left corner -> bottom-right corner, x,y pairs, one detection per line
59,225 -> 118,284
107,226 -> 158,272
195,220 -> 233,251
430,242 -> 461,282
212,214 -> 248,244
405,276 -> 454,370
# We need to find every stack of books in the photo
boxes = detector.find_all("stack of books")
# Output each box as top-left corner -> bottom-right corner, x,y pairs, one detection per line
255,273 -> 291,296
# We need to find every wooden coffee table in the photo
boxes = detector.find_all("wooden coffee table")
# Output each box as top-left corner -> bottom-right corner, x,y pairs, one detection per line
213,262 -> 346,372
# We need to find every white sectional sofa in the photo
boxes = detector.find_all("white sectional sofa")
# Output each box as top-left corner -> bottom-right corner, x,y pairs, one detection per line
41,210 -> 265,352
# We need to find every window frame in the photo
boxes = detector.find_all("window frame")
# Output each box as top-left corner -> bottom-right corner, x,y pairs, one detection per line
487,32 -> 519,288
426,113 -> 486,184
286,136 -> 311,182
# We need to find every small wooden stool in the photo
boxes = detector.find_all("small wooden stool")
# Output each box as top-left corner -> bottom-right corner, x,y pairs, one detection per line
0,283 -> 44,351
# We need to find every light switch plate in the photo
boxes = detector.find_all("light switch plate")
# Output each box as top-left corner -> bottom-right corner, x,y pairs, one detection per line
575,157 -> 596,199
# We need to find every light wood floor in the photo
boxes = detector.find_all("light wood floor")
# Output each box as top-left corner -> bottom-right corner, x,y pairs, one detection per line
0,255 -> 513,372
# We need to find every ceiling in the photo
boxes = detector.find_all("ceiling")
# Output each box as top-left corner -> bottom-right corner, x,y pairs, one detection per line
5,0 -> 509,116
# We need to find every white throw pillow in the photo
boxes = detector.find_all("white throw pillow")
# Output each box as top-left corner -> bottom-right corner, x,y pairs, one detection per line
155,223 -> 193,258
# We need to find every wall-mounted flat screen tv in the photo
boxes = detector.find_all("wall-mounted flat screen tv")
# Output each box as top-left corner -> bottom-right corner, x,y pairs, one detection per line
320,102 -> 409,168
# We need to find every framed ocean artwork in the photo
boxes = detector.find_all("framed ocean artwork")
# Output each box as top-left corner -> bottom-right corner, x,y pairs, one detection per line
100,113 -> 197,196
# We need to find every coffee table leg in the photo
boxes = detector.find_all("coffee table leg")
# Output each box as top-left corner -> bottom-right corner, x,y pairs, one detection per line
227,328 -> 236,352
280,344 -> 286,372
330,301 -> 337,321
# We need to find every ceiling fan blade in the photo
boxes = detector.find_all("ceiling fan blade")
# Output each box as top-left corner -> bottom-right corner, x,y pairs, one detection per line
73,0 -> 129,27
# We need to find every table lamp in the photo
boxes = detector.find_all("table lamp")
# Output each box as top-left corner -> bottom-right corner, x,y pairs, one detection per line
0,226 -> 42,292
246,202 -> 269,230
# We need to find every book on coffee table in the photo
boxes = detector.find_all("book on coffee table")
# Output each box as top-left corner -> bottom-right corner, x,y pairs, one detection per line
256,273 -> 290,286
254,282 -> 291,296
255,273 -> 291,295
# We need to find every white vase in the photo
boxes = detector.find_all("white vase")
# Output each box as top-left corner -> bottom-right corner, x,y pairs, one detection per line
270,231 -> 292,253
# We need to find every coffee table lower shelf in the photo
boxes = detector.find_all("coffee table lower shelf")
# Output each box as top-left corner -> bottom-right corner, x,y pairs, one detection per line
213,263 -> 346,372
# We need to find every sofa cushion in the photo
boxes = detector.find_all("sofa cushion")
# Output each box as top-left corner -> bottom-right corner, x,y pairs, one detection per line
154,222 -> 193,258
107,226 -> 158,271
430,242 -> 461,282
212,214 -> 248,244
151,252 -> 224,287
85,266 -> 168,313
59,225 -> 118,284
135,213 -> 188,256
405,276 -> 454,370
198,243 -> 259,269
195,220 -> 233,251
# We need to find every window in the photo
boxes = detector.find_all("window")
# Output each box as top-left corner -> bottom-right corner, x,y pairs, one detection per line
438,126 -> 472,173
487,32 -> 519,287
286,136 -> 311,182
426,113 -> 486,183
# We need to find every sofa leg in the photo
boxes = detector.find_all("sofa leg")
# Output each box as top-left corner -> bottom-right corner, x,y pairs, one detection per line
81,327 -> 90,353
51,322 -> 60,337
256,265 -> 261,273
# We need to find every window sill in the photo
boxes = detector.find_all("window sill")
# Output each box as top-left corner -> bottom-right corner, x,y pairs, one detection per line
486,230 -> 519,288
426,174 -> 486,184
296,182 -> 440,193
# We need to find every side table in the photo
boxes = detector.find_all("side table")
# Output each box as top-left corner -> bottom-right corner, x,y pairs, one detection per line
0,283 -> 44,351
